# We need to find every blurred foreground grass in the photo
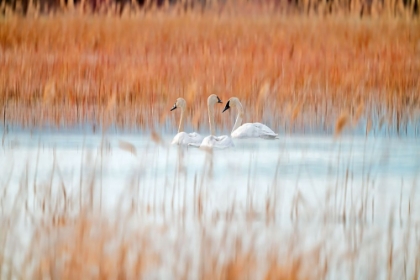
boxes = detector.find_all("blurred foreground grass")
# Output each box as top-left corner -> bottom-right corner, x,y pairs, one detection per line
1,135 -> 419,279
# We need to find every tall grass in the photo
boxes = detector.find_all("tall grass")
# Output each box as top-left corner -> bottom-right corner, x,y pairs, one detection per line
0,136 -> 419,279
0,12 -> 419,135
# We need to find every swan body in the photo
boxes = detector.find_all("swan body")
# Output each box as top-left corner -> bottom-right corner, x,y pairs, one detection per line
223,97 -> 278,139
231,122 -> 277,139
198,135 -> 234,149
170,98 -> 204,145
189,94 -> 234,149
171,132 -> 203,145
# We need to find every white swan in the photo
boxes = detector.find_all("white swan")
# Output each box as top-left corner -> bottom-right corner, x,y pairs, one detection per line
222,97 -> 278,139
170,98 -> 204,145
189,94 -> 234,149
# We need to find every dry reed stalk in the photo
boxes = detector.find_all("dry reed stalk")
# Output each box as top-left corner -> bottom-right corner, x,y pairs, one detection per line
118,140 -> 137,155
291,102 -> 302,123
334,112 -> 349,137
366,118 -> 372,135
353,101 -> 364,126
150,129 -> 163,144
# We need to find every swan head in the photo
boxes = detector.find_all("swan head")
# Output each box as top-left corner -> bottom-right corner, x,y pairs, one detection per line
170,98 -> 187,111
222,97 -> 241,113
207,94 -> 223,106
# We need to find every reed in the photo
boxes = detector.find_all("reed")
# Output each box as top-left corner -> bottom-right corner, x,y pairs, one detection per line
1,135 -> 419,279
0,13 -> 419,135
334,111 -> 349,136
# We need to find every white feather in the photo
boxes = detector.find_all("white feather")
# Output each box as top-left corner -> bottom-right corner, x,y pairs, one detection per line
190,94 -> 234,149
197,135 -> 234,149
231,123 -> 278,139
172,132 -> 204,145
170,98 -> 204,146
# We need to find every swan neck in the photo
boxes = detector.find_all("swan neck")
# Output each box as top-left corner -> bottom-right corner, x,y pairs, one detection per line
208,102 -> 216,136
232,103 -> 244,132
178,106 -> 185,133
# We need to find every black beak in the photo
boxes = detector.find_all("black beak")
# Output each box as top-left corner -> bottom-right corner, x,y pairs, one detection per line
217,96 -> 223,104
222,101 -> 230,113
170,103 -> 177,111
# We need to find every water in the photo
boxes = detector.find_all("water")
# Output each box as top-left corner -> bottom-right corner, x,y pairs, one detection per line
1,130 -> 419,278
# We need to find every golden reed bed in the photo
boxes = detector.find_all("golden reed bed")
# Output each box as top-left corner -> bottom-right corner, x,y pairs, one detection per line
0,4 -> 419,134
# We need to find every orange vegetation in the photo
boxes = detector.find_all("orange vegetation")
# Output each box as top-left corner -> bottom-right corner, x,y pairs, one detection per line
0,11 -> 419,134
